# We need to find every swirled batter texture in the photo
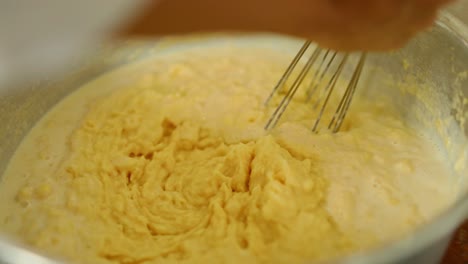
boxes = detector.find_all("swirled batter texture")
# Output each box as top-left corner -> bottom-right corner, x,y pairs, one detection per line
0,44 -> 455,264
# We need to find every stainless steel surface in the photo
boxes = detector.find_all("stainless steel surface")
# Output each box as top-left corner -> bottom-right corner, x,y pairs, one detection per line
0,12 -> 467,264
264,41 -> 366,132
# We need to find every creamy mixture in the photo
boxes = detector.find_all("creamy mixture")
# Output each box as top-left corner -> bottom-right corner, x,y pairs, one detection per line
0,43 -> 456,264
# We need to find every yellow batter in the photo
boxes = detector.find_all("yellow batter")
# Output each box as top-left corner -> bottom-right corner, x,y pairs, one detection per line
0,41 -> 456,264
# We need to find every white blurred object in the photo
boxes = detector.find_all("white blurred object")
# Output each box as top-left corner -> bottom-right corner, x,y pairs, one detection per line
0,0 -> 148,88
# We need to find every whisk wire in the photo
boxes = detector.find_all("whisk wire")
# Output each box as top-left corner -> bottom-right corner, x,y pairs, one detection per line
306,50 -> 337,101
311,54 -> 349,132
310,52 -> 344,110
264,46 -> 321,130
264,40 -> 312,106
328,53 -> 367,132
265,41 -> 366,133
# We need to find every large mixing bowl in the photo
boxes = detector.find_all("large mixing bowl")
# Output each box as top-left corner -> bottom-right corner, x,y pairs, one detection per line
0,11 -> 467,264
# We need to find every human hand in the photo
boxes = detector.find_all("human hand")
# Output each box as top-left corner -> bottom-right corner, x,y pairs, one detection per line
121,0 -> 455,51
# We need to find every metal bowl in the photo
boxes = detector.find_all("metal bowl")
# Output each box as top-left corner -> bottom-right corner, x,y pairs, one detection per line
0,11 -> 467,264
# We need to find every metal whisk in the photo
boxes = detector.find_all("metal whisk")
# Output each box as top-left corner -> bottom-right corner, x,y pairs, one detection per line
264,41 -> 366,132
